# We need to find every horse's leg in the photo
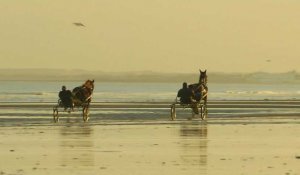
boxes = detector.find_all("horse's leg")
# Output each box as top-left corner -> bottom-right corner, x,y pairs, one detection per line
204,95 -> 207,105
191,103 -> 199,115
204,87 -> 208,105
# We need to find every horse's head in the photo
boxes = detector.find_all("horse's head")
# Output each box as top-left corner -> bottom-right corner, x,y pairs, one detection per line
199,69 -> 207,85
82,79 -> 95,91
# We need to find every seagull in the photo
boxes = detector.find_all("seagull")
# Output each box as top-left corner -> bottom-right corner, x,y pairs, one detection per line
73,22 -> 85,27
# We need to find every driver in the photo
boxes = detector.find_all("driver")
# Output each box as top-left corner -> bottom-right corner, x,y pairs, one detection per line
177,82 -> 199,114
177,82 -> 195,104
59,86 -> 73,110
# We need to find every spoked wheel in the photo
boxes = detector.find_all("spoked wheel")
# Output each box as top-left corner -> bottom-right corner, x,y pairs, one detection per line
82,106 -> 90,122
53,107 -> 59,122
170,104 -> 176,121
201,104 -> 208,120
190,103 -> 200,120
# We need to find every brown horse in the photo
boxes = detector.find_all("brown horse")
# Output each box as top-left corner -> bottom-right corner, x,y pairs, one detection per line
186,69 -> 208,115
72,79 -> 95,106
189,70 -> 208,103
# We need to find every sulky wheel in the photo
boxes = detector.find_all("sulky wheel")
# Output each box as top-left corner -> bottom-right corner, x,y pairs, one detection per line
53,107 -> 59,123
82,106 -> 90,122
201,105 -> 208,120
170,104 -> 176,120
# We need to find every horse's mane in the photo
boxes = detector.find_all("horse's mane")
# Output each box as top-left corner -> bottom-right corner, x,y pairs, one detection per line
72,79 -> 95,104
82,79 -> 94,90
188,70 -> 208,94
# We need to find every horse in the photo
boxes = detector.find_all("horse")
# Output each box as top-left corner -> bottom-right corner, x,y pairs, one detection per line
189,69 -> 208,104
186,70 -> 208,115
72,79 -> 95,106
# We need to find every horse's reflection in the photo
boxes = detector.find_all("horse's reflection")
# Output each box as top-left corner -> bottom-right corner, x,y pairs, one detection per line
179,123 -> 208,170
59,123 -> 94,168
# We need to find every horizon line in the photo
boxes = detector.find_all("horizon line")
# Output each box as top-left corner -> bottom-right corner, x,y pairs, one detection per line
0,68 -> 299,74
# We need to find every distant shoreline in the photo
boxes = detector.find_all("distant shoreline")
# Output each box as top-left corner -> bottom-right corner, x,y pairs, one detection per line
1,69 -> 300,84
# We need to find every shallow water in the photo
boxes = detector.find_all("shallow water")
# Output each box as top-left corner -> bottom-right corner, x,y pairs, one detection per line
1,100 -> 300,127
2,81 -> 300,102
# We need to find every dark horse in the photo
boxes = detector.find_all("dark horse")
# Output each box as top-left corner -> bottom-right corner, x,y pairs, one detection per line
72,79 -> 95,106
187,69 -> 208,115
190,69 -> 208,104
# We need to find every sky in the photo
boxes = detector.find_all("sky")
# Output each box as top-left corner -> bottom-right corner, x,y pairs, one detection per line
0,0 -> 300,73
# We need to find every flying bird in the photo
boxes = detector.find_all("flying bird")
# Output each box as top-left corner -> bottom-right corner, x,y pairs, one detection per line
73,22 -> 85,27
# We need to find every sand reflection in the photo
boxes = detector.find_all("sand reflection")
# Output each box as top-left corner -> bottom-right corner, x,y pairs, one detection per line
179,122 -> 208,171
59,123 -> 94,168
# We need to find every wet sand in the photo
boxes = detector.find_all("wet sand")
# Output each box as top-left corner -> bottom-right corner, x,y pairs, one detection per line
0,117 -> 300,175
2,100 -> 300,108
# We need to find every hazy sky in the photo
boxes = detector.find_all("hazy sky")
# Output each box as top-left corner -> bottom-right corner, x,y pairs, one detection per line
1,0 -> 300,73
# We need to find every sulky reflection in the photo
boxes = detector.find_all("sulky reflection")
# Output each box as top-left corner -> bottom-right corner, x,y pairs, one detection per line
59,122 -> 95,169
179,122 -> 208,171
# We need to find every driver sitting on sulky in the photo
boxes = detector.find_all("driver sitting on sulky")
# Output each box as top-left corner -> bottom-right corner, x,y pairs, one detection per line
59,85 -> 73,110
177,82 -> 199,114
177,82 -> 195,104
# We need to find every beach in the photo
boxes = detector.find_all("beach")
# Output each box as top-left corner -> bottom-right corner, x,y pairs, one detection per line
0,114 -> 299,175
1,81 -> 300,174
4,0 -> 300,173
3,0 -> 300,173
